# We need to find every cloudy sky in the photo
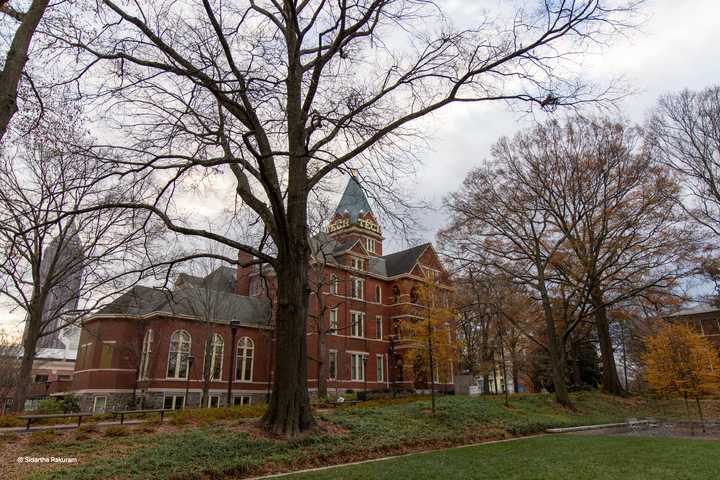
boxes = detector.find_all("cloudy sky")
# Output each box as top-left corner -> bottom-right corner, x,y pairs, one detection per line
1,0 -> 718,337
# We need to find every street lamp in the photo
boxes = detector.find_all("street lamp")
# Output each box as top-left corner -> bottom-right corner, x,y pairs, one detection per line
184,355 -> 195,408
226,320 -> 241,406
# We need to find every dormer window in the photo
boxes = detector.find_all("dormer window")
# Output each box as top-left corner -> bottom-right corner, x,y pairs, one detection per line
351,257 -> 365,271
366,238 -> 376,254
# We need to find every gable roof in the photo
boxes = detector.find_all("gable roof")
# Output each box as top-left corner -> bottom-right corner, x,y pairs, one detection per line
96,285 -> 270,326
334,175 -> 374,222
382,243 -> 431,277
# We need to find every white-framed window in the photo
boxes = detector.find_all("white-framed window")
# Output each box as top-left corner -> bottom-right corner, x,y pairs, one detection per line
366,238 -> 376,253
167,330 -> 191,379
351,257 -> 365,271
329,350 -> 337,380
375,315 -> 383,339
164,394 -> 185,410
138,329 -> 153,380
235,337 -> 254,382
329,308 -> 338,334
233,395 -> 251,406
93,396 -> 107,413
350,353 -> 365,381
351,311 -> 365,337
351,277 -> 364,300
330,274 -> 338,295
376,354 -> 384,382
374,285 -> 381,303
208,395 -> 220,408
204,333 -> 224,381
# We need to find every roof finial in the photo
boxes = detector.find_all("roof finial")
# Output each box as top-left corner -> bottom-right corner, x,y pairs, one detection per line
349,167 -> 359,179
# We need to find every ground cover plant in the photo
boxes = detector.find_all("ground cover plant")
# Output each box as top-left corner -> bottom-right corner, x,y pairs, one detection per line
0,393 -> 717,480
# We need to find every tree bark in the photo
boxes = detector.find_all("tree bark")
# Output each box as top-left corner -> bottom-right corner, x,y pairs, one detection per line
13,316 -> 41,412
0,0 -> 50,140
317,331 -> 328,399
591,289 -> 624,396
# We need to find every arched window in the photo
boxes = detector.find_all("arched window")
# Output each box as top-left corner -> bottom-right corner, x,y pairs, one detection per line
392,285 -> 400,303
410,287 -> 419,304
167,330 -> 191,379
235,337 -> 254,382
330,274 -> 338,295
205,333 -> 224,381
138,329 -> 153,380
375,285 -> 382,303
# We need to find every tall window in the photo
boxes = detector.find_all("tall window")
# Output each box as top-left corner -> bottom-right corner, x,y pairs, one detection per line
330,274 -> 338,294
376,354 -> 384,382
100,342 -> 115,369
205,334 -> 224,381
410,287 -> 419,303
138,330 -> 153,380
236,337 -> 254,382
329,308 -> 338,334
392,285 -> 400,303
351,311 -> 364,337
375,316 -> 383,339
366,238 -> 376,253
329,351 -> 337,379
375,285 -> 381,303
351,353 -> 365,381
167,330 -> 191,379
351,277 -> 364,300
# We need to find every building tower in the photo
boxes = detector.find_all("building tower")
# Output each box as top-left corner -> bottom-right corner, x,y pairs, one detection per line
327,174 -> 384,256
35,224 -> 85,351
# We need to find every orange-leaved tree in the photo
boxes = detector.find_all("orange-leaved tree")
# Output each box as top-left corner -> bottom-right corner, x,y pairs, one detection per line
400,281 -> 458,414
643,322 -> 720,432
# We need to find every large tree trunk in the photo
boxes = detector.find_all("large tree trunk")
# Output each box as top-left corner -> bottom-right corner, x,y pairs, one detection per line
591,289 -> 624,396
13,317 -> 41,412
0,0 -> 50,140
538,282 -> 571,407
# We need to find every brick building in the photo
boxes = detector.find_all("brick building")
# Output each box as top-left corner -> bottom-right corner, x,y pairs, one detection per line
67,175 -> 455,412
666,306 -> 720,350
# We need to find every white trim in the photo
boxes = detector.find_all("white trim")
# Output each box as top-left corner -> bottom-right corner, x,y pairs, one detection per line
346,350 -> 369,355
74,368 -> 137,374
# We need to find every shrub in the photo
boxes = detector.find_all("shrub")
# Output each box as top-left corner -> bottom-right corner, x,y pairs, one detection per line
0,432 -> 19,442
170,404 -> 267,426
0,416 -> 24,428
37,398 -> 65,414
62,396 -> 81,413
28,429 -> 59,446
104,425 -> 131,437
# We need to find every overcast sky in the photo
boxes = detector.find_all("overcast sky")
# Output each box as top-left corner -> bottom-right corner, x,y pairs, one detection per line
1,0 -> 718,337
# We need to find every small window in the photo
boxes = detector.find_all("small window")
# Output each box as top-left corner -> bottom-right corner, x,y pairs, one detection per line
392,285 -> 400,303
375,285 -> 381,303
233,395 -> 251,406
329,308 -> 338,334
164,395 -> 185,410
58,374 -> 72,382
351,311 -> 364,338
330,274 -> 338,295
93,396 -> 107,413
376,354 -> 384,382
329,351 -> 337,380
208,395 -> 220,408
351,257 -> 365,271
350,354 -> 365,381
375,316 -> 383,339
34,374 -> 49,384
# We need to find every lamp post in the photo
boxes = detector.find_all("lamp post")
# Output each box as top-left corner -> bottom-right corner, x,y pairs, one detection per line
226,320 -> 241,406
184,355 -> 195,408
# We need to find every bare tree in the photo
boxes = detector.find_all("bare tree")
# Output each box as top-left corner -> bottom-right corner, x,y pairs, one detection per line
0,0 -> 51,140
50,0 -> 637,433
0,101 -> 154,411
0,330 -> 21,414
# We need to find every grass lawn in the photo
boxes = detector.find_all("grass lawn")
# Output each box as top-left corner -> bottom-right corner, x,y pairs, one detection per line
284,435 -> 720,480
2,393 -> 717,480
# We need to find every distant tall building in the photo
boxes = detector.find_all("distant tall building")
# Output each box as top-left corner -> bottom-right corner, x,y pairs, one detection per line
35,224 -> 84,351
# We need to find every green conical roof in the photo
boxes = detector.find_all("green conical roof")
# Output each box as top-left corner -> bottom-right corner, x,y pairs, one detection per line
334,175 -> 373,222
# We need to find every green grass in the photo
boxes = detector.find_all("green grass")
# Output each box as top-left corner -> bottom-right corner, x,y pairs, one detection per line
21,393 -> 717,480
283,435 -> 720,480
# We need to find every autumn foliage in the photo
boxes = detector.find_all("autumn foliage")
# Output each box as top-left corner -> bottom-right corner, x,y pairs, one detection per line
643,323 -> 720,400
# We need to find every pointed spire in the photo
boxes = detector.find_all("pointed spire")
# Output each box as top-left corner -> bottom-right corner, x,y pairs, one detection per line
333,174 -> 373,223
